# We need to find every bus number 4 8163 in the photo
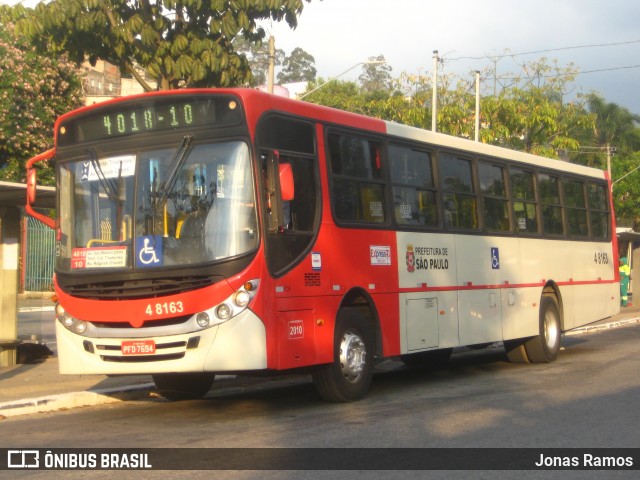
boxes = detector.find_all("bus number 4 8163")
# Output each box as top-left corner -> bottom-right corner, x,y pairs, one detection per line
145,301 -> 184,316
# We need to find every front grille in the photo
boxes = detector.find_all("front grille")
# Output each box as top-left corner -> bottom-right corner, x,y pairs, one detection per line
93,316 -> 192,329
101,353 -> 185,363
62,276 -> 216,300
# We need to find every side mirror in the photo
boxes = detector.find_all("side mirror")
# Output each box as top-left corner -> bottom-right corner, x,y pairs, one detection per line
26,168 -> 37,205
279,163 -> 295,201
25,149 -> 56,230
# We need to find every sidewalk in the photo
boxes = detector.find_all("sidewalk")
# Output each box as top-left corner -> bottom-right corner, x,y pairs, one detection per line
1,302 -> 640,419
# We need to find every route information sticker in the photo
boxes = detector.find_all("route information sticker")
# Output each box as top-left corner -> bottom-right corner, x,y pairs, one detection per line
71,247 -> 127,269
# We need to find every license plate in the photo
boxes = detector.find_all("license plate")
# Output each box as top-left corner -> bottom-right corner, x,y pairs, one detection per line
121,340 -> 156,355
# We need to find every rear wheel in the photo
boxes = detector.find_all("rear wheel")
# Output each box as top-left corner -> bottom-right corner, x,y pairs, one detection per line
152,372 -> 215,401
505,294 -> 561,364
312,308 -> 375,402
524,295 -> 561,363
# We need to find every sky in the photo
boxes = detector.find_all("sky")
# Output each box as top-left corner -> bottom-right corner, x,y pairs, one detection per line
262,0 -> 640,113
3,0 -> 640,113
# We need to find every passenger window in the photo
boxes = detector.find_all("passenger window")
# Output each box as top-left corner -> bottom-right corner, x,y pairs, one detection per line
328,133 -> 386,224
563,178 -> 588,237
510,168 -> 538,234
538,173 -> 564,236
438,153 -> 478,229
588,183 -> 609,238
389,145 -> 438,227
478,161 -> 510,232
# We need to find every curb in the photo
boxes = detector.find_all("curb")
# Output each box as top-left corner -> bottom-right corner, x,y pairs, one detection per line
565,317 -> 640,336
0,383 -> 155,419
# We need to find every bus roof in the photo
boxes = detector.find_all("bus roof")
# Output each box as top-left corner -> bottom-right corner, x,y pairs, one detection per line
58,88 -> 606,181
241,89 -> 606,181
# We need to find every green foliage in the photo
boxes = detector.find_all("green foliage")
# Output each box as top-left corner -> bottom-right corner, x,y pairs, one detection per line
233,36 -> 285,87
277,47 -> 316,83
611,152 -> 640,227
16,0 -> 311,90
0,21 -> 83,184
304,58 -> 640,226
358,55 -> 392,93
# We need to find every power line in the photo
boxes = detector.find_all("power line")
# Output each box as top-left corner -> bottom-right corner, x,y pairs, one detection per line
486,63 -> 640,82
447,40 -> 640,62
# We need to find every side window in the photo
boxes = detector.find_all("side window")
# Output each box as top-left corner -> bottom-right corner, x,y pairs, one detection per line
538,173 -> 564,236
257,115 -> 319,276
588,183 -> 610,238
510,168 -> 538,234
478,161 -> 510,232
328,133 -> 386,224
563,178 -> 588,237
438,153 -> 478,229
389,144 -> 438,227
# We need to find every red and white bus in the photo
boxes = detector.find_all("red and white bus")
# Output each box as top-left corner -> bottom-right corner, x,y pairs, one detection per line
26,88 -> 620,402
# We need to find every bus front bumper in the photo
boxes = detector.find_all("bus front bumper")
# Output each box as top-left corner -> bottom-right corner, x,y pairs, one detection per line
55,309 -> 267,375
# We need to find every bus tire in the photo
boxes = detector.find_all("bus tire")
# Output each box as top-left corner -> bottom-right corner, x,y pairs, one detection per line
312,308 -> 374,402
504,295 -> 561,364
524,295 -> 562,363
152,372 -> 215,401
504,340 -> 530,363
400,348 -> 452,367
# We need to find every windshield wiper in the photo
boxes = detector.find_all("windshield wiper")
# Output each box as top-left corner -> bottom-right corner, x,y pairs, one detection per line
156,135 -> 194,204
87,148 -> 119,202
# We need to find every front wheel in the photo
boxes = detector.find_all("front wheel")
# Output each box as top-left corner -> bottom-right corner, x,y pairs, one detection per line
312,308 -> 375,402
152,372 -> 215,401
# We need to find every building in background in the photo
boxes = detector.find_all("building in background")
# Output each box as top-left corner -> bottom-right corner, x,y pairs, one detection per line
81,60 -> 157,105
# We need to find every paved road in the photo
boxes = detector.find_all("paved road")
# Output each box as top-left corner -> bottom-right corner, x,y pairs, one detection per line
1,321 -> 639,478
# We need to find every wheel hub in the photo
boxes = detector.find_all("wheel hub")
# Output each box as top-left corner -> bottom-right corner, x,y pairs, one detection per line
544,310 -> 560,349
339,330 -> 367,383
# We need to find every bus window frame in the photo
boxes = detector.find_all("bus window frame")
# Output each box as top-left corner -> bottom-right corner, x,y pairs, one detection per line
326,128 -> 390,228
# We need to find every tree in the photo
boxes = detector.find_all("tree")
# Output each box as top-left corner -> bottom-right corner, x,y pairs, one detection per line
233,36 -> 285,87
611,152 -> 640,228
16,0 -> 312,91
277,47 -> 316,83
0,20 -> 83,184
478,59 -> 595,158
302,79 -> 364,110
572,94 -> 640,168
358,55 -> 392,93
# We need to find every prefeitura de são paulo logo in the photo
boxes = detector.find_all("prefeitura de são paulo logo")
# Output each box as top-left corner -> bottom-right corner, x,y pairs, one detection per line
406,244 -> 415,272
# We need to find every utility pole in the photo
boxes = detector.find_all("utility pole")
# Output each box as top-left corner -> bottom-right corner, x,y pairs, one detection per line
475,71 -> 481,142
432,50 -> 439,132
267,36 -> 275,94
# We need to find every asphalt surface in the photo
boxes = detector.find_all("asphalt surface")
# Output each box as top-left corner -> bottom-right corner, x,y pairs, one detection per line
1,296 -> 639,419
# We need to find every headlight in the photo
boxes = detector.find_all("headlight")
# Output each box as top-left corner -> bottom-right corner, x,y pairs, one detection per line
196,312 -> 210,328
74,320 -> 88,334
233,290 -> 250,308
215,303 -> 231,321
198,279 -> 259,328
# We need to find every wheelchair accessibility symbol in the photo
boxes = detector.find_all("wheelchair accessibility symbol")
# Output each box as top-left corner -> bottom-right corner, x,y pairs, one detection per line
491,247 -> 500,269
136,236 -> 163,267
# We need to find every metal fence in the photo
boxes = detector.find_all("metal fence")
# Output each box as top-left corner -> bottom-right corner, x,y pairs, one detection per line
23,216 -> 55,292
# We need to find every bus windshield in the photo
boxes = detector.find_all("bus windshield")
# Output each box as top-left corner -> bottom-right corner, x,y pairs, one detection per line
57,140 -> 258,272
